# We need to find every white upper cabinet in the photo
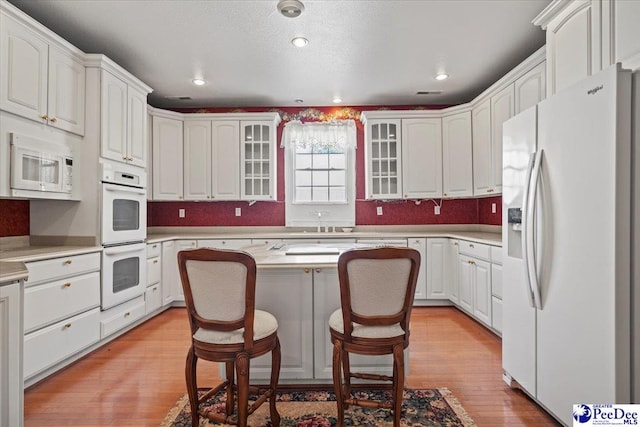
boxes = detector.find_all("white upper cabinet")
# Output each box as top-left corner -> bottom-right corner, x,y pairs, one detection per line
152,115 -> 183,200
364,119 -> 402,199
490,84 -> 515,194
515,61 -> 546,114
183,120 -> 212,200
0,13 -> 85,135
100,69 -> 148,167
613,0 -> 640,69
401,118 -> 442,199
442,111 -> 473,198
241,121 -> 277,201
212,121 -> 240,200
472,99 -> 493,195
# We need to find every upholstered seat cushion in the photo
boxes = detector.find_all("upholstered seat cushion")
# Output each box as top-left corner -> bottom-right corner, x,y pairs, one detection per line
329,309 -> 405,338
193,310 -> 278,344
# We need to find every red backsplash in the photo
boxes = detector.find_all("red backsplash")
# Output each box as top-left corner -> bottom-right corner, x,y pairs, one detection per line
0,199 -> 30,236
477,196 -> 502,225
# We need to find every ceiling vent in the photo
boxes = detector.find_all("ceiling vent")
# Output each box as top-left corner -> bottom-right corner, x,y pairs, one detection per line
277,0 -> 304,18
416,91 -> 443,95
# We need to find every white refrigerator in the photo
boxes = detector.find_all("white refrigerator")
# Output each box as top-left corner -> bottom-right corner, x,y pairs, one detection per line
501,63 -> 636,426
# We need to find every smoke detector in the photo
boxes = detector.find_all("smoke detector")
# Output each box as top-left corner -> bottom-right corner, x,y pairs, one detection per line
278,0 -> 304,18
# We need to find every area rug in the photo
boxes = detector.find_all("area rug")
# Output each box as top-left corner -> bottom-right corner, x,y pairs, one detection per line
160,388 -> 476,426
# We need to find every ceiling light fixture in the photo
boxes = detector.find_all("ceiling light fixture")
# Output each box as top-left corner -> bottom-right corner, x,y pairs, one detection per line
435,73 -> 449,81
291,37 -> 308,47
192,78 -> 206,86
333,97 -> 343,104
277,0 -> 304,18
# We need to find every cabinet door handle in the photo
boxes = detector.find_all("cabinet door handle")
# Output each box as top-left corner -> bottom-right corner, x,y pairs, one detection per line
315,268 -> 321,273
469,244 -> 474,248
50,117 -> 58,123
304,268 -> 310,274
62,282 -> 72,288
125,312 -> 131,317
64,259 -> 73,265
64,323 -> 72,329
41,114 -> 48,121
153,260 -> 158,264
487,188 -> 494,193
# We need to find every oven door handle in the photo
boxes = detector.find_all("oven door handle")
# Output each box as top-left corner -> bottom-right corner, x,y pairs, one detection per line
103,244 -> 146,256
103,183 -> 145,196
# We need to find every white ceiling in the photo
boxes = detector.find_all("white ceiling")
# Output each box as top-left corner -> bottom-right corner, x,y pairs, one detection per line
7,0 -> 550,109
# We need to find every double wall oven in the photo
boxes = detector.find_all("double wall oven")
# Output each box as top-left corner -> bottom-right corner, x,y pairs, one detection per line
100,160 -> 147,310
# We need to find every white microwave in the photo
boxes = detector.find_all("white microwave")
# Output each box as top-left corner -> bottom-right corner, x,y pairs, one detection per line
10,133 -> 73,196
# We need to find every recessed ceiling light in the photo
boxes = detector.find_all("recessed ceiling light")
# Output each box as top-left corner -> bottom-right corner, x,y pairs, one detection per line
291,37 -> 308,47
277,0 -> 305,18
295,99 -> 304,103
333,97 -> 343,104
435,73 -> 449,81
192,78 -> 206,86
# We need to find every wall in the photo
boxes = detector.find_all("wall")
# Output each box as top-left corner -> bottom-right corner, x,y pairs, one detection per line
0,199 -> 29,236
148,105 -> 503,228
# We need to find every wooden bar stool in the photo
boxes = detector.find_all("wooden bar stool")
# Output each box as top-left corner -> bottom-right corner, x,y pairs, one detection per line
177,248 -> 281,427
329,247 -> 420,427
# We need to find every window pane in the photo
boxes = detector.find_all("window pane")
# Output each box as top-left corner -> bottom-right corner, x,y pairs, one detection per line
296,171 -> 312,186
253,144 -> 261,160
262,161 -> 269,176
312,187 -> 329,202
372,141 -> 379,158
372,160 -> 380,176
245,162 -> 253,175
261,179 -> 269,195
314,154 -> 329,169
262,143 -> 269,159
389,124 -> 397,139
381,124 -> 388,139
245,144 -> 252,160
245,179 -> 252,195
381,141 -> 388,158
381,161 -> 388,174
312,171 -> 328,186
329,154 -> 345,169
262,125 -> 269,142
372,124 -> 379,140
254,162 -> 262,175
330,187 -> 346,201
296,187 -> 312,202
253,125 -> 261,141
390,178 -> 398,193
389,160 -> 397,175
329,170 -> 345,186
296,154 -> 312,169
390,141 -> 397,157
245,125 -> 253,141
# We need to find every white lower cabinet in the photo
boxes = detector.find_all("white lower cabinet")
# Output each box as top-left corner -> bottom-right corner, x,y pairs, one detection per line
456,241 -> 493,329
22,252 -> 101,381
167,240 -> 196,303
408,238 -> 427,300
446,239 -> 460,304
197,239 -> 252,250
490,246 -> 503,334
100,295 -> 145,338
0,280 -> 23,427
249,268 -> 314,380
425,238 -> 447,299
24,307 -> 100,379
146,242 -> 162,314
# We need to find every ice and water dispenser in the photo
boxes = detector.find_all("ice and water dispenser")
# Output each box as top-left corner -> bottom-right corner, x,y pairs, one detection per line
507,207 -> 523,259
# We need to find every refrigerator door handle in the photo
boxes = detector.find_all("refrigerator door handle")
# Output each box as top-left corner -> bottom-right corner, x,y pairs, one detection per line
521,152 -> 537,308
526,148 -> 544,310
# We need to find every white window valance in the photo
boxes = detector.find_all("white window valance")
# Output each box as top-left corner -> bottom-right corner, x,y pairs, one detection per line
281,120 -> 357,151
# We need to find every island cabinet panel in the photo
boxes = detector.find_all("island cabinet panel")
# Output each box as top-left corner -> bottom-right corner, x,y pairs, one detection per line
312,268 -> 395,380
251,268 -> 314,380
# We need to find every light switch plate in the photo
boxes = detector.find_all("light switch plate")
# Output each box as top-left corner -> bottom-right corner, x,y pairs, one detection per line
376,206 -> 383,216
491,203 -> 497,214
179,208 -> 185,218
434,205 -> 441,215
235,207 -> 241,217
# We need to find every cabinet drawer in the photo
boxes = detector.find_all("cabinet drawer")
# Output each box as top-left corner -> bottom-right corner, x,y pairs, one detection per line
24,272 -> 100,333
490,246 -> 503,265
147,243 -> 161,258
491,296 -> 502,334
145,283 -> 162,314
491,263 -> 503,299
25,252 -> 101,287
24,308 -> 100,379
147,256 -> 161,285
100,296 -> 145,338
458,241 -> 490,261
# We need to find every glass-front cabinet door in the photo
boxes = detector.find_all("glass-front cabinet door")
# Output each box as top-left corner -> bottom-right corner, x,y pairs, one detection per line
240,121 -> 276,200
365,119 -> 402,199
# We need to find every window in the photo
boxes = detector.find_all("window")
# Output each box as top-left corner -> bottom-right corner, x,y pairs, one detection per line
283,120 -> 356,227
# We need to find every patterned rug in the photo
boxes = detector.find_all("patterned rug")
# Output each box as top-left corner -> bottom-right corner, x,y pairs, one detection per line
160,388 -> 476,426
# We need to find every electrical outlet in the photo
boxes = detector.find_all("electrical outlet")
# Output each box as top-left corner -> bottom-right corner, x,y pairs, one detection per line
235,207 -> 241,217
376,206 -> 383,216
179,208 -> 185,218
434,205 -> 441,215
491,203 -> 497,214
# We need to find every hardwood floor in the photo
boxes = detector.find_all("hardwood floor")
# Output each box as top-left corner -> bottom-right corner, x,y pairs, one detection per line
23,306 -> 560,426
